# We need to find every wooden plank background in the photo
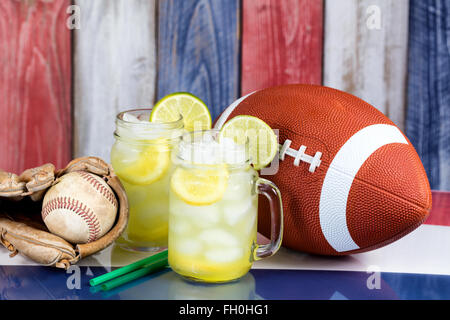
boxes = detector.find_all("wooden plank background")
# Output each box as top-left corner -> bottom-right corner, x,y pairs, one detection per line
406,0 -> 450,191
0,0 -> 72,174
1,0 -> 448,191
323,0 -> 409,131
241,0 -> 323,95
157,0 -> 241,120
73,0 -> 157,160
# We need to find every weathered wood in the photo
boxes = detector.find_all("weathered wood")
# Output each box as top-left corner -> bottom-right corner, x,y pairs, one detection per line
73,0 -> 157,160
157,0 -> 241,120
0,0 -> 72,173
241,0 -> 323,95
406,0 -> 450,190
425,191 -> 450,226
323,0 -> 409,130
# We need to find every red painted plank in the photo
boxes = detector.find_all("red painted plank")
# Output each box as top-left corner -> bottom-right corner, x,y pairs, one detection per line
425,191 -> 450,227
241,0 -> 323,95
0,0 -> 72,174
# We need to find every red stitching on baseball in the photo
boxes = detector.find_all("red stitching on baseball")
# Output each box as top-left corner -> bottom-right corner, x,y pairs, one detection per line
76,171 -> 118,208
42,196 -> 101,243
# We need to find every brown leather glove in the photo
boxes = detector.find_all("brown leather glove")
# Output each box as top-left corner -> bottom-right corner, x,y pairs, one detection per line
0,157 -> 128,269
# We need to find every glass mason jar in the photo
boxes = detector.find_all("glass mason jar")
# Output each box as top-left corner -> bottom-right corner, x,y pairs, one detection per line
111,109 -> 184,252
168,130 -> 283,283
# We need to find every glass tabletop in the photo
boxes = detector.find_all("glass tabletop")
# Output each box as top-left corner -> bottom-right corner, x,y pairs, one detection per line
1,190 -> 449,301
0,264 -> 449,300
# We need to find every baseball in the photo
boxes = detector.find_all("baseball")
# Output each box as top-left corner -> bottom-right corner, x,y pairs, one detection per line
42,171 -> 118,244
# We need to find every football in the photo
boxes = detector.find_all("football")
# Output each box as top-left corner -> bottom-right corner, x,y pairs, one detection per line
215,84 -> 432,255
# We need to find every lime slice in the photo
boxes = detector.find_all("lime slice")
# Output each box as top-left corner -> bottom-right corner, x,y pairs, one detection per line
219,115 -> 278,170
171,167 -> 229,206
113,141 -> 170,185
150,92 -> 212,131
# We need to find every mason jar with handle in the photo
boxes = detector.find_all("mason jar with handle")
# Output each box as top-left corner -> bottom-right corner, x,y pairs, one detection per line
168,130 -> 283,283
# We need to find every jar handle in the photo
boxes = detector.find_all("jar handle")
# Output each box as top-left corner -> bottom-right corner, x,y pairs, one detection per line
254,178 -> 283,260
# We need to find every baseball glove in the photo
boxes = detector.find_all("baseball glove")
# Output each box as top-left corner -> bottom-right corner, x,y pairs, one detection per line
0,157 -> 128,269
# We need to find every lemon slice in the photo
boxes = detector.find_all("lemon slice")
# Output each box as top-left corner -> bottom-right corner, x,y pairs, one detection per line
219,115 -> 278,170
171,167 -> 229,206
150,92 -> 212,131
114,142 -> 170,185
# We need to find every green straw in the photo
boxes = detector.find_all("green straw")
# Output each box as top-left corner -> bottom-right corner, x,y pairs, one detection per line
100,258 -> 168,291
89,249 -> 168,287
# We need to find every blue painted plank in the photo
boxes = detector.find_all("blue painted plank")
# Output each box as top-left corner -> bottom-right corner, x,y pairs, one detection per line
406,0 -> 450,190
157,0 -> 241,120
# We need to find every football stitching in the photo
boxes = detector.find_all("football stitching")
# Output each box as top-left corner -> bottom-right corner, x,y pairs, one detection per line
42,196 -> 101,243
76,171 -> 118,208
279,139 -> 322,172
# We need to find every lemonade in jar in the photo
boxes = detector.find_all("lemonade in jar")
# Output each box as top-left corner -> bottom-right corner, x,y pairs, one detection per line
111,94 -> 212,251
169,129 -> 283,283
111,109 -> 184,251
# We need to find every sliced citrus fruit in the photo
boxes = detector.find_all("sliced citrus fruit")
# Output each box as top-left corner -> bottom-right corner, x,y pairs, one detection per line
150,92 -> 212,131
218,115 -> 278,170
113,141 -> 170,185
171,167 -> 229,206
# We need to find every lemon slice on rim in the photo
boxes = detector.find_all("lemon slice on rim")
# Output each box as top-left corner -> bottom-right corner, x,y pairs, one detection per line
170,167 -> 229,206
150,92 -> 212,131
219,115 -> 278,170
113,142 -> 170,185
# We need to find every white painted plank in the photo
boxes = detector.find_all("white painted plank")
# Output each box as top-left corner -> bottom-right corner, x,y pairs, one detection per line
324,0 -> 409,130
73,0 -> 156,160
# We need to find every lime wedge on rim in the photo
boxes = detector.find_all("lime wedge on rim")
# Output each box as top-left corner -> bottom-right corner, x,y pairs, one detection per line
150,92 -> 212,131
219,115 -> 278,170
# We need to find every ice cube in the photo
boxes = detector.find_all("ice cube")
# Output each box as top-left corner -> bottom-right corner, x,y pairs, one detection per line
222,171 -> 252,201
169,196 -> 186,216
170,219 -> 191,235
202,133 -> 215,142
123,112 -> 142,123
198,229 -> 239,247
204,247 -> 244,263
122,181 -> 149,204
179,139 -> 222,164
220,138 -> 248,164
171,198 -> 221,228
191,205 -> 221,228
243,210 -> 257,236
118,112 -> 157,140
173,239 -> 202,256
220,137 -> 237,147
111,141 -> 141,165
137,113 -> 151,122
223,198 -> 253,226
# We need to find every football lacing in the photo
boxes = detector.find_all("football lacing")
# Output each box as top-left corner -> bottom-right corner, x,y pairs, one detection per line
279,139 -> 322,173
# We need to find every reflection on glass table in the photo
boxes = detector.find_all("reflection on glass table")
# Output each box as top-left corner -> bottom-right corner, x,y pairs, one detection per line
0,264 -> 449,300
0,242 -> 449,300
